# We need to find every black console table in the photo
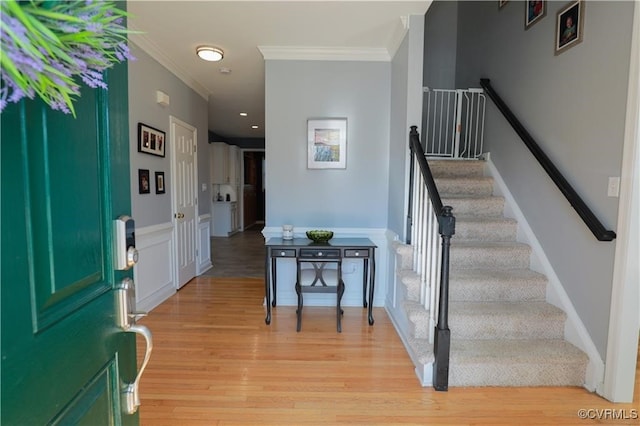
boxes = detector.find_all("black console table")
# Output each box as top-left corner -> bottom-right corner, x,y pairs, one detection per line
264,237 -> 377,326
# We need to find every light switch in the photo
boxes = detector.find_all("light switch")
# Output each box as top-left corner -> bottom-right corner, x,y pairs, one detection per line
607,177 -> 620,197
201,183 -> 207,192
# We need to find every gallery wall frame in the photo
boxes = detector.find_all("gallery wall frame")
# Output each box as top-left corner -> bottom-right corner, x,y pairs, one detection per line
525,0 -> 546,30
155,171 -> 165,194
307,118 -> 347,169
138,122 -> 166,157
138,169 -> 150,194
555,0 -> 584,55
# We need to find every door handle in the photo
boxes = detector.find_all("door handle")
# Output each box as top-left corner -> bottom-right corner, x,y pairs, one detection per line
174,212 -> 184,219
122,324 -> 153,414
115,278 -> 153,414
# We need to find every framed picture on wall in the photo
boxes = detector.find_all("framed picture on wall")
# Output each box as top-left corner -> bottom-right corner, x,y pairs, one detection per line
525,0 -> 546,30
155,171 -> 165,194
307,118 -> 347,169
555,0 -> 584,55
137,122 -> 166,157
138,169 -> 150,194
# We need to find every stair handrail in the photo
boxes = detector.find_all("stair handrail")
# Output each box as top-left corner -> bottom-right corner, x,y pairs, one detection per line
408,126 -> 455,391
479,78 -> 616,242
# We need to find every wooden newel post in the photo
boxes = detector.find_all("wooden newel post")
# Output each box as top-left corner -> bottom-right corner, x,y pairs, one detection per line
433,205 -> 455,391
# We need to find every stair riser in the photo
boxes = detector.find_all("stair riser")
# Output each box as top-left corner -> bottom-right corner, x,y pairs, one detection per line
449,314 -> 565,340
454,221 -> 517,242
442,197 -> 505,217
428,160 -> 485,178
449,362 -> 587,387
408,310 -> 565,340
398,272 -> 421,302
451,246 -> 530,269
436,179 -> 493,197
449,281 -> 546,302
395,245 -> 414,271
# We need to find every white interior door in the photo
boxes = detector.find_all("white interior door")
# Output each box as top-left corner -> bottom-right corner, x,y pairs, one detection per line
171,117 -> 198,289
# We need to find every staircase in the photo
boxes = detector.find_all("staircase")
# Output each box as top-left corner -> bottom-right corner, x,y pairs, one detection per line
396,159 -> 588,386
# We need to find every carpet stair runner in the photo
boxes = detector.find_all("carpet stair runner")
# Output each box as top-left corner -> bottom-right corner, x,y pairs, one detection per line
397,159 -> 588,386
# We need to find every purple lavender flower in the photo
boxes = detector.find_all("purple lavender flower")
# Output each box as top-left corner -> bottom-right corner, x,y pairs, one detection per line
1,0 -> 135,115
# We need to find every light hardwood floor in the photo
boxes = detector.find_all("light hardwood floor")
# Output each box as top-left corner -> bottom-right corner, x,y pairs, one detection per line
137,276 -> 639,425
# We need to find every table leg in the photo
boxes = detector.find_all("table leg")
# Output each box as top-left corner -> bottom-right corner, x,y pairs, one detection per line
368,248 -> 376,325
271,257 -> 277,307
264,248 -> 271,325
362,258 -> 369,308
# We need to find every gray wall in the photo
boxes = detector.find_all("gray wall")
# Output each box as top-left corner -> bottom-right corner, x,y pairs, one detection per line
128,44 -> 210,227
453,1 -> 634,358
423,1 -> 458,90
388,36 -> 410,237
388,14 -> 426,238
264,60 -> 391,228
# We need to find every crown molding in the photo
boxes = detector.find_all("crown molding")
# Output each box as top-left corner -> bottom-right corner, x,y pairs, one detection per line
258,46 -> 391,62
129,29 -> 210,101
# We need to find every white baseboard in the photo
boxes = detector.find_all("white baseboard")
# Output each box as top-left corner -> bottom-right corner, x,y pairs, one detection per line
486,157 -> 604,391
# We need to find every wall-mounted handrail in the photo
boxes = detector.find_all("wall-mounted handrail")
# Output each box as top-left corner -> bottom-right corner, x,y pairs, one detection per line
407,126 -> 454,391
480,79 -> 616,242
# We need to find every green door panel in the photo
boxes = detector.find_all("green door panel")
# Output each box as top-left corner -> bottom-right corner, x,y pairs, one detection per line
1,4 -> 138,422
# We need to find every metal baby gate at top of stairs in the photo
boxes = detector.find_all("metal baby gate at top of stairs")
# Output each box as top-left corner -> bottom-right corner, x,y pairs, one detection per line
422,87 -> 486,159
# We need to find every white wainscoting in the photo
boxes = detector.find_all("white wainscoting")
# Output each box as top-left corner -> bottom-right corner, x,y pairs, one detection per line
198,214 -> 212,274
261,227 -> 389,308
134,222 -> 176,313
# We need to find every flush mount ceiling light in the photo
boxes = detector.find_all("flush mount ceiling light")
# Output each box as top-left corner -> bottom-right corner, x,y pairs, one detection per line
196,46 -> 224,62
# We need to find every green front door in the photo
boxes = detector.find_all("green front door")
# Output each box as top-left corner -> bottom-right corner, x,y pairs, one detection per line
1,42 -> 139,425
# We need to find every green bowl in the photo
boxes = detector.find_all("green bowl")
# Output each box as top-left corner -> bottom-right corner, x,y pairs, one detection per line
306,230 -> 333,243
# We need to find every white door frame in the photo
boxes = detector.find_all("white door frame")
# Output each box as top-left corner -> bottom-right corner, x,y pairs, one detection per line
603,3 -> 640,403
169,116 -> 199,289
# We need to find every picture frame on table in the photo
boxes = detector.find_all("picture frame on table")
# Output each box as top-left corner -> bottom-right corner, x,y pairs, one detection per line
138,122 -> 166,157
307,118 -> 347,169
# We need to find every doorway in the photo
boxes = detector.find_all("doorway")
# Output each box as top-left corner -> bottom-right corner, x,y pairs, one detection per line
241,150 -> 265,230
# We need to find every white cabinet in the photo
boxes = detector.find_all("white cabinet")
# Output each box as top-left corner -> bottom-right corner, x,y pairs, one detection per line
211,142 -> 230,184
212,202 -> 239,236
211,143 -> 240,185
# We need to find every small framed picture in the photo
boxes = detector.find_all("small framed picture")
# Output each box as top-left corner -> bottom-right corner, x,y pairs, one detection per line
307,118 -> 347,169
138,169 -> 150,194
555,0 -> 584,55
138,123 -> 166,157
525,0 -> 546,30
155,171 -> 165,194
